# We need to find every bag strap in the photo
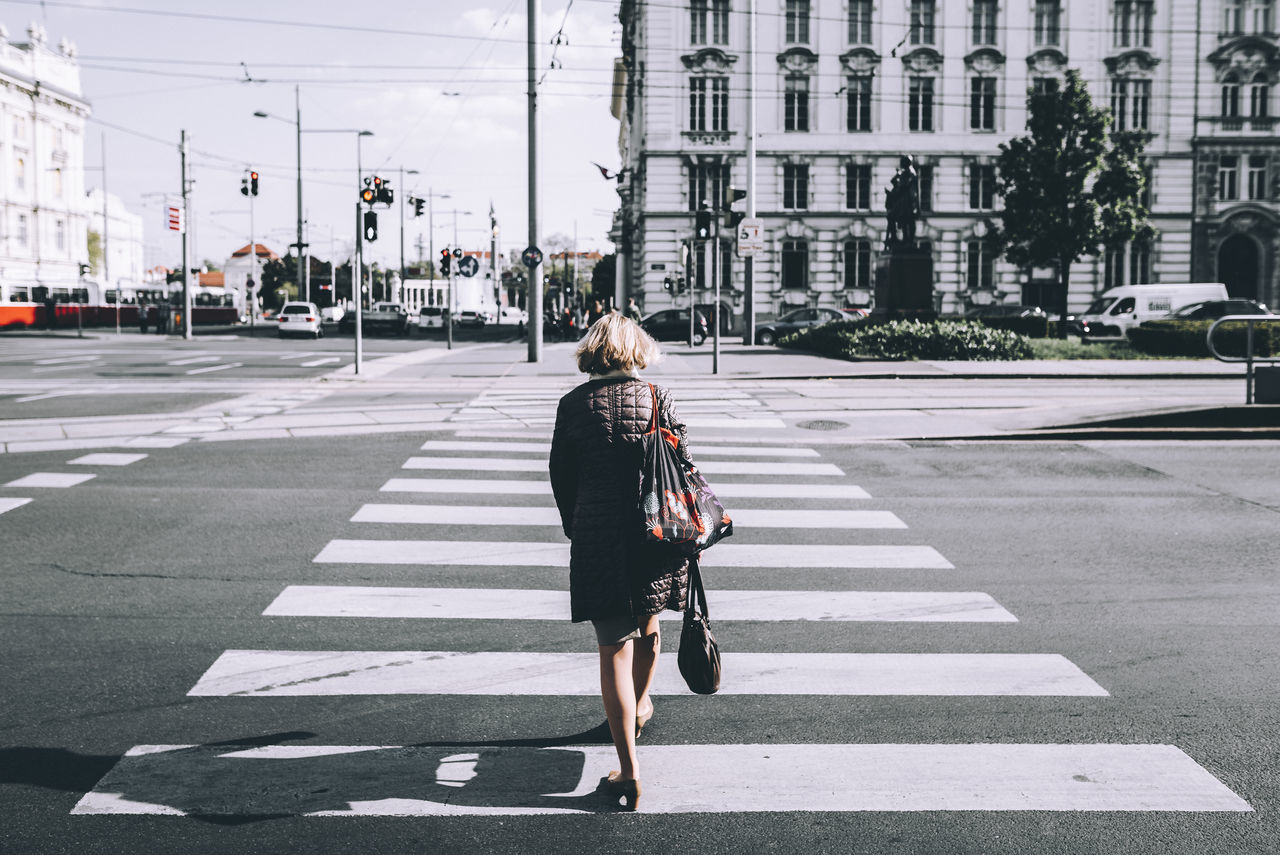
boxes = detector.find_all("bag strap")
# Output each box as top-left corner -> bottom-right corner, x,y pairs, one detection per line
646,382 -> 658,435
686,556 -> 709,619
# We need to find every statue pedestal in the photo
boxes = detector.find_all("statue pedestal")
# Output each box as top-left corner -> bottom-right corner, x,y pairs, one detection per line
873,242 -> 934,319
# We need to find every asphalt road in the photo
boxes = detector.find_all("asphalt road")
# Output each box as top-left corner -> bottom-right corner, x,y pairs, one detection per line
2,417 -> 1278,852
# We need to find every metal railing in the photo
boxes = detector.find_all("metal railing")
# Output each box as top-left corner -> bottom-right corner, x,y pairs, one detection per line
1206,315 -> 1280,404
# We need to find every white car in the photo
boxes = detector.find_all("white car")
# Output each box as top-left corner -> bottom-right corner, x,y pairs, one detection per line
417,306 -> 447,329
277,301 -> 323,339
498,306 -> 528,325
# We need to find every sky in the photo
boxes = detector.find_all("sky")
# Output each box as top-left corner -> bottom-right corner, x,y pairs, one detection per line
6,0 -> 624,272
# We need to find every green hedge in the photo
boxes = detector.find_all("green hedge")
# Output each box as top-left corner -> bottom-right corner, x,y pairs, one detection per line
1126,319 -> 1280,357
781,319 -> 1033,361
973,315 -> 1052,339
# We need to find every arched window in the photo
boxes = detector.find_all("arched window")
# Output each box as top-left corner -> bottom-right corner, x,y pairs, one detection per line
1250,72 -> 1270,117
1223,72 -> 1241,117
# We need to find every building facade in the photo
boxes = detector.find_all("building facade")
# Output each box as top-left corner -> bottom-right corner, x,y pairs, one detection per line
85,188 -> 144,295
613,1 -> 1276,326
0,22 -> 89,303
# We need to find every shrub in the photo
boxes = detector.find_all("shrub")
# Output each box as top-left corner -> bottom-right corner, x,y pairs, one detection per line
973,314 -> 1052,339
783,319 -> 1033,361
1126,319 -> 1280,358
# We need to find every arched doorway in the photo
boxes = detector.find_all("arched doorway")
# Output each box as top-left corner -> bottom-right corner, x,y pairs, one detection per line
1217,233 -> 1261,299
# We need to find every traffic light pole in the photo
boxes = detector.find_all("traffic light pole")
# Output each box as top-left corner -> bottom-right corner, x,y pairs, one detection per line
526,0 -> 543,363
179,129 -> 192,341
742,0 -> 758,346
712,206 -> 721,374
355,200 -> 363,373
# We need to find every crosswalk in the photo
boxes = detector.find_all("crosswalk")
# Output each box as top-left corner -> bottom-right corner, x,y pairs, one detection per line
71,416 -> 1252,817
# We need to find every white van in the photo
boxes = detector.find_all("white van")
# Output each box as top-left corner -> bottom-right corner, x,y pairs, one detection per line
1080,283 -> 1229,339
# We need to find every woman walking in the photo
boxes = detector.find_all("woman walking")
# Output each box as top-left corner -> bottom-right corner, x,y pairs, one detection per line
549,313 -> 692,812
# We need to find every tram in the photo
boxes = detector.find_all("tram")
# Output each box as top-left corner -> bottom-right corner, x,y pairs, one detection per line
0,280 -> 238,330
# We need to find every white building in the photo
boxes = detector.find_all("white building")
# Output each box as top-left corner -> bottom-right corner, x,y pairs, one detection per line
614,1 -> 1274,325
222,242 -> 279,312
85,187 -> 144,295
0,21 -> 89,302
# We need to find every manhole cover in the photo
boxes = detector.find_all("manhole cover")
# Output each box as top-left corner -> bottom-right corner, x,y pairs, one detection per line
798,419 -> 848,431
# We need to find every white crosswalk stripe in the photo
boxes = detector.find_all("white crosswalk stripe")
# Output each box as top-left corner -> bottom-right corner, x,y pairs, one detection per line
5,472 -> 95,488
68,453 -> 148,466
380,478 -> 873,499
402,456 -> 845,476
420,439 -> 822,457
0,497 -> 32,515
350,503 -> 906,529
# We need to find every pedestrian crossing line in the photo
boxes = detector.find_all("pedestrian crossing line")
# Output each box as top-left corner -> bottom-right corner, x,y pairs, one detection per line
186,362 -> 243,376
187,651 -> 1102,697
380,478 -> 873,500
419,440 -> 822,458
68,453 -> 148,466
166,355 -> 221,366
350,504 -> 907,530
683,417 -> 787,429
4,472 -> 96,488
313,540 -> 953,569
301,356 -> 343,367
264,585 -> 1017,622
402,457 -> 845,477
0,497 -> 32,515
70,742 -> 1251,816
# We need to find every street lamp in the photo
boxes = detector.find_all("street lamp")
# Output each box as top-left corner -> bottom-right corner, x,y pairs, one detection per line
399,167 -> 419,291
252,85 -> 304,306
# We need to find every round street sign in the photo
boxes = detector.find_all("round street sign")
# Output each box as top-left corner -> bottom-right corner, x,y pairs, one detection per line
457,255 -> 480,278
521,245 -> 543,268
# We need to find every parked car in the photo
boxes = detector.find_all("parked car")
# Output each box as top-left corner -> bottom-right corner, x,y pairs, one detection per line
1164,299 -> 1273,320
417,306 -> 447,330
962,304 -> 1047,319
754,307 -> 858,346
459,307 -> 497,327
277,301 -> 323,339
1079,283 -> 1228,338
641,308 -> 709,346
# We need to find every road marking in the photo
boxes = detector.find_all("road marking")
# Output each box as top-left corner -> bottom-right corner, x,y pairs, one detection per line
188,650 -> 1101,697
72,743 -> 1250,815
402,457 -> 844,476
378,478 -> 872,499
185,362 -> 243,375
68,453 -> 149,466
350,503 -> 906,530
15,391 -> 75,403
418,440 -> 822,458
0,497 -> 32,515
122,436 -> 191,448
300,356 -> 342,367
32,355 -> 99,365
264,585 -> 1016,622
166,356 -> 220,366
4,472 -> 96,488
277,353 -> 315,360
313,540 -> 952,569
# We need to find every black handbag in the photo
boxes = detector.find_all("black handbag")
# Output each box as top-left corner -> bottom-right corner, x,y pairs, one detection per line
639,384 -> 733,558
677,557 -> 721,695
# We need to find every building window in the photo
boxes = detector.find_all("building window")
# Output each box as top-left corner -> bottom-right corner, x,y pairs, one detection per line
711,0 -> 729,43
1250,0 -> 1273,33
910,0 -> 937,44
690,77 -> 729,131
16,213 -> 27,245
691,0 -> 707,44
688,161 -> 729,211
844,239 -> 873,289
1248,155 -> 1269,199
1225,0 -> 1243,32
1218,155 -> 1240,200
781,239 -> 808,289
973,0 -> 998,44
1034,1 -> 1061,45
56,219 -> 65,251
847,75 -> 873,131
785,76 -> 810,131
783,163 -> 809,209
1108,241 -> 1152,288
14,156 -> 24,191
1033,76 -> 1060,96
846,163 -> 872,209
1250,73 -> 1270,117
1111,79 -> 1151,131
785,0 -> 810,43
970,77 -> 997,130
918,164 -> 934,212
1130,241 -> 1151,284
849,0 -> 872,44
967,239 -> 996,289
52,167 -> 63,198
969,164 -> 997,209
1223,73 -> 1241,116
909,77 -> 935,131
1114,1 -> 1154,47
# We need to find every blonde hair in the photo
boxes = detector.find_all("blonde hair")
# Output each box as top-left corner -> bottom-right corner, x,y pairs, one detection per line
575,311 -> 661,375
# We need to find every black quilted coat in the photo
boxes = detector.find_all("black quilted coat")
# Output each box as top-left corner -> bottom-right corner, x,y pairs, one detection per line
549,376 -> 691,623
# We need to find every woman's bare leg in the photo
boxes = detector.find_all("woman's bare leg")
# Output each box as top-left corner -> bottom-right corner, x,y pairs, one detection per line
632,614 -> 660,722
599,640 -> 639,780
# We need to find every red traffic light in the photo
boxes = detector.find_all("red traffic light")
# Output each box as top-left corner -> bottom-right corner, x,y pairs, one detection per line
360,188 -> 375,204
250,171 -> 258,181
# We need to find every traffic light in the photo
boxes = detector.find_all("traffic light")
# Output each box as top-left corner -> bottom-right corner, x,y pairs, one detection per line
378,178 -> 393,206
695,203 -> 712,240
413,197 -> 425,217
250,171 -> 259,196
240,177 -> 249,196
724,210 -> 746,231
724,185 -> 747,229
363,210 -> 378,242
440,248 -> 451,276
724,185 -> 747,209
360,186 -> 375,204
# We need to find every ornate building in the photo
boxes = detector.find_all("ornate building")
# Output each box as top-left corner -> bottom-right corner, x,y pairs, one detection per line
612,1 -> 1274,327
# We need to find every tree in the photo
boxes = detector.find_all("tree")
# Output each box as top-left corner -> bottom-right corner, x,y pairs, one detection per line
87,229 -> 102,275
994,69 -> 1154,330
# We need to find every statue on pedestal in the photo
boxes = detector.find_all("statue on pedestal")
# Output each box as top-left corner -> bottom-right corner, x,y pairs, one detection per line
884,154 -> 920,249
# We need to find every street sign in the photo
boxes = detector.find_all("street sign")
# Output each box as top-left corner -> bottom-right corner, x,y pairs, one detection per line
521,245 -> 543,267
737,217 -> 763,256
165,205 -> 184,233
457,255 -> 479,278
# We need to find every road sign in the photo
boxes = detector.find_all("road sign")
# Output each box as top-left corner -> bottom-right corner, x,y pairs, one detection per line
456,255 -> 479,278
521,245 -> 543,267
737,217 -> 763,256
165,205 -> 184,233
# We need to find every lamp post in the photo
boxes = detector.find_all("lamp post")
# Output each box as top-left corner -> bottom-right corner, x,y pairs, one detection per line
399,166 -> 419,290
252,85 -> 305,304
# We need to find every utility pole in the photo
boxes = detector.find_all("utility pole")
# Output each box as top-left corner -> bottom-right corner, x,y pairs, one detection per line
102,131 -> 116,335
180,129 -> 192,340
447,213 -> 457,350
713,200 -> 721,374
248,175 -> 256,335
490,201 -> 500,327
526,0 -> 543,361
295,85 -> 305,305
355,199 -> 363,372
742,0 -> 757,346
